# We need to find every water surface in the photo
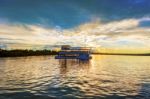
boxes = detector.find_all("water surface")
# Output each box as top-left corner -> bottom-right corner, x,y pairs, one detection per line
0,55 -> 150,99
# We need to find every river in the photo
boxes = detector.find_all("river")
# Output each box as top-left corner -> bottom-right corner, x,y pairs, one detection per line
0,55 -> 150,99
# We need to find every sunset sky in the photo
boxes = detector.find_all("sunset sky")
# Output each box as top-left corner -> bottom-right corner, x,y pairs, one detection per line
0,0 -> 150,53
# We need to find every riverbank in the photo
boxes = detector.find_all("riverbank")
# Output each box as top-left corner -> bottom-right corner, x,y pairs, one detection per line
1,49 -> 150,57
92,53 -> 150,56
0,49 -> 58,57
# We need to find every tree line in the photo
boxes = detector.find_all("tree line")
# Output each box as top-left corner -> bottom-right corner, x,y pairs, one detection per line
0,49 -> 58,57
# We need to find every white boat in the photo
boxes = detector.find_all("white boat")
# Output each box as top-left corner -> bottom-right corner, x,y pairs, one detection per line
55,45 -> 92,60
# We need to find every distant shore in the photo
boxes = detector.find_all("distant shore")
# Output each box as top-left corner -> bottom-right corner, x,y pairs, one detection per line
92,53 -> 150,56
0,49 -> 150,57
0,49 -> 58,57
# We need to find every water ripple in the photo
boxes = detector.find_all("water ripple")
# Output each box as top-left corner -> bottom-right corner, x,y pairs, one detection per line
0,55 -> 150,98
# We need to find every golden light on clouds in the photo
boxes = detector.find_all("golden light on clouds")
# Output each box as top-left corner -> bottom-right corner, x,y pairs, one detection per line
0,17 -> 150,53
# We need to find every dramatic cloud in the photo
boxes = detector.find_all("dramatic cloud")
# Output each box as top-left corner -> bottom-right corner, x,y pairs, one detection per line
0,17 -> 150,50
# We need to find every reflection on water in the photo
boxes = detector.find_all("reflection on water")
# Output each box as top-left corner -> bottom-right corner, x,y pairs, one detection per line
59,59 -> 91,76
0,55 -> 150,99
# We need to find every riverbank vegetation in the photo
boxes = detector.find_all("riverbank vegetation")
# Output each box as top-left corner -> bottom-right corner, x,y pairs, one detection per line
0,49 -> 58,57
92,52 -> 150,56
1,49 -> 150,57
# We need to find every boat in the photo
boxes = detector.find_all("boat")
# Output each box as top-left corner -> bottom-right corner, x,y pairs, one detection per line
55,45 -> 92,60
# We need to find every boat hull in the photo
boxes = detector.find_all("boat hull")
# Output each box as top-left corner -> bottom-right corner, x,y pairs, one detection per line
55,56 -> 92,60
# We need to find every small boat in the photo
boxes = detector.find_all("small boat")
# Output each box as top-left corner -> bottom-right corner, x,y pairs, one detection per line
55,45 -> 92,60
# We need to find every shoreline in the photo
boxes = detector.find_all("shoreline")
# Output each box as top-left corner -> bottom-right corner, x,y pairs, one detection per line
1,49 -> 150,57
92,53 -> 150,56
0,49 -> 58,57
1,54 -> 150,58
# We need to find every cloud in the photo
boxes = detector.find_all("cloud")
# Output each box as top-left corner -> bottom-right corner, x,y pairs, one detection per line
0,17 -> 150,50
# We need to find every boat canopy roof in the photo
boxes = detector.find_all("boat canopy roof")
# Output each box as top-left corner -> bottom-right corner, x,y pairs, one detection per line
59,50 -> 90,55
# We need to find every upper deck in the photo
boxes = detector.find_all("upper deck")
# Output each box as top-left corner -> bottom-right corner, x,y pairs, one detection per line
59,45 -> 92,54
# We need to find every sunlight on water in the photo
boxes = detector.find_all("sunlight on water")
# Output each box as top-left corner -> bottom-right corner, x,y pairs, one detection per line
0,55 -> 150,99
